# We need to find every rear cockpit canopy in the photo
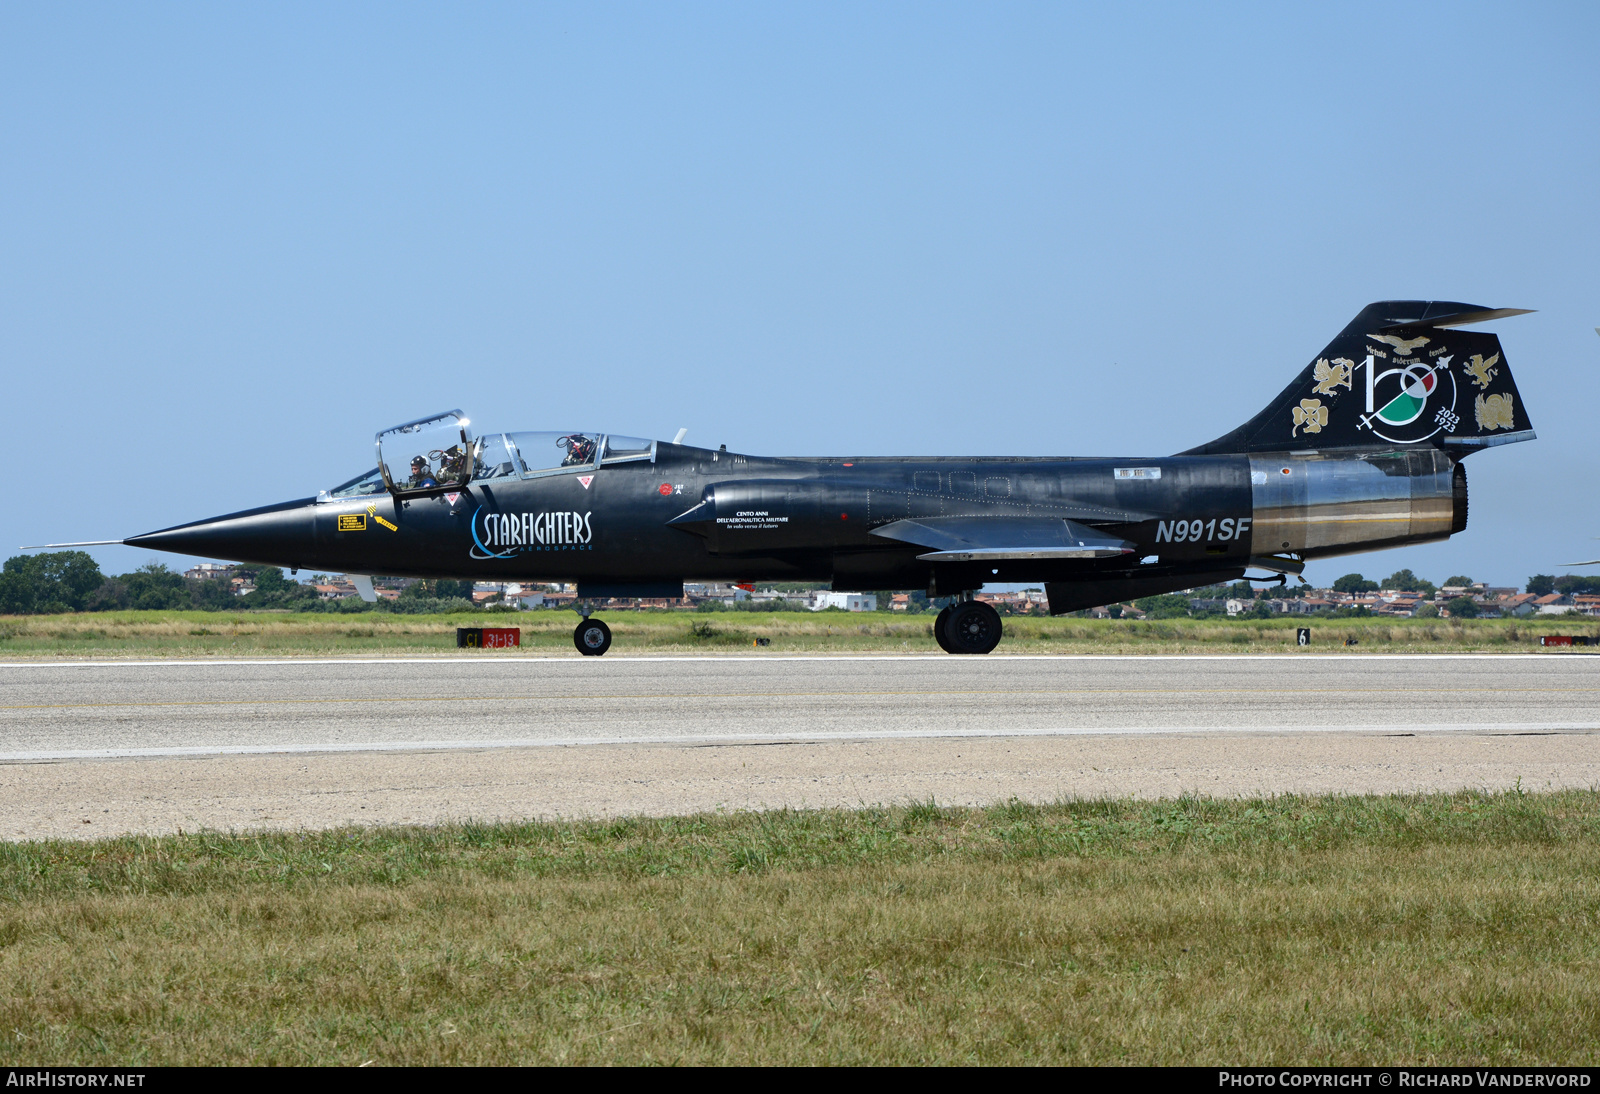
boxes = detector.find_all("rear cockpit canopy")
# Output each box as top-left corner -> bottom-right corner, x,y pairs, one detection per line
481,431 -> 653,479
321,410 -> 657,501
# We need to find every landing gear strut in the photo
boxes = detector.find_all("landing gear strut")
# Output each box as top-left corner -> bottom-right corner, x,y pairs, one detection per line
936,596 -> 1003,655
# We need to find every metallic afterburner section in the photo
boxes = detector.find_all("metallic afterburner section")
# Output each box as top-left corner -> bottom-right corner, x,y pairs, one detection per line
1248,448 -> 1462,559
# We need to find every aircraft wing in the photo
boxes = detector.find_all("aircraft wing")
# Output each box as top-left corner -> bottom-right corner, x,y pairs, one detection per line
870,516 -> 1136,562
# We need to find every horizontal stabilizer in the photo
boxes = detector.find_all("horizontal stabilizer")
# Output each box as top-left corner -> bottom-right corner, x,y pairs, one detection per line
871,516 -> 1134,562
1379,307 -> 1534,331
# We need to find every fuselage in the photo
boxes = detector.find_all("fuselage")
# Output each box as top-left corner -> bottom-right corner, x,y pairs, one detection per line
107,300 -> 1536,622
126,441 -> 1464,602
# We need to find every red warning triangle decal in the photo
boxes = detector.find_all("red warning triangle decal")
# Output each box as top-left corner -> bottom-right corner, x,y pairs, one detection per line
578,475 -> 594,489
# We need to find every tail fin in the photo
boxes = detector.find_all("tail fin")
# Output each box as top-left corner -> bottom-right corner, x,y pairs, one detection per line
1181,301 -> 1536,455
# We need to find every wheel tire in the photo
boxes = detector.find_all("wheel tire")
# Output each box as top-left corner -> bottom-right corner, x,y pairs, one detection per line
574,618 -> 612,656
933,606 -> 957,653
942,600 -> 1002,654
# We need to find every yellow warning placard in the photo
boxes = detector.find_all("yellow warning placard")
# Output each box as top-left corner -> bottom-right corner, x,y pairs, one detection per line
337,513 -> 367,532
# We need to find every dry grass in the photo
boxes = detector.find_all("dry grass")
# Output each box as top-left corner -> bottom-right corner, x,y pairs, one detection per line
0,609 -> 1594,659
2,792 -> 1599,1064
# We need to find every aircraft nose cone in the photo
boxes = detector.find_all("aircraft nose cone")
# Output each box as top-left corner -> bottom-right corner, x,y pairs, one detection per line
125,497 -> 319,567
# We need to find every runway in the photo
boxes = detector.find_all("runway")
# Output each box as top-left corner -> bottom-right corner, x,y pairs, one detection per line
2,654 -> 1597,840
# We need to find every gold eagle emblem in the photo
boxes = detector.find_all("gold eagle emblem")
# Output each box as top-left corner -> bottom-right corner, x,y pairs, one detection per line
1291,398 -> 1328,437
1464,352 -> 1500,390
1311,357 -> 1354,396
1474,392 -> 1515,431
1369,333 -> 1430,356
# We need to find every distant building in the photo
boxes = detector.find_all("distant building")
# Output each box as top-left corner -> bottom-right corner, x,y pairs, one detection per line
1500,593 -> 1539,617
975,592 -> 1035,613
811,592 -> 876,612
685,583 -> 748,603
184,563 -> 235,582
752,589 -> 812,608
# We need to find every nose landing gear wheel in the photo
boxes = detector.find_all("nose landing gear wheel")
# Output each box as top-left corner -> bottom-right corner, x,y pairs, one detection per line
942,600 -> 1002,654
574,618 -> 612,656
933,606 -> 957,653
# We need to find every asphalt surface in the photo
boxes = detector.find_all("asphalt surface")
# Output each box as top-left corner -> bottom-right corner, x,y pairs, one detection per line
3,654 -> 1598,759
2,654 -> 1597,839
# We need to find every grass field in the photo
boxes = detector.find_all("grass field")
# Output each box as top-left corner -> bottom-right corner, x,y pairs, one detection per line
1,609 -> 1596,658
2,791 -> 1598,1064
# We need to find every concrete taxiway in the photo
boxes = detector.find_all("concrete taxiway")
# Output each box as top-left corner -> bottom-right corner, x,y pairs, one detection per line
1,654 -> 1597,840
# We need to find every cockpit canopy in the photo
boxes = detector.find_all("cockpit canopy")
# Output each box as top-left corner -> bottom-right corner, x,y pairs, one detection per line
324,409 -> 657,500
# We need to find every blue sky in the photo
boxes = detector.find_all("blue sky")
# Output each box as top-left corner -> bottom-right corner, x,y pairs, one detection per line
3,2 -> 1596,590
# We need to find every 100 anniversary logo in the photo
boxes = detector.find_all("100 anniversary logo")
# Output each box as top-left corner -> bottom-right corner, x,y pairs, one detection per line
1290,332 -> 1517,445
470,507 -> 593,559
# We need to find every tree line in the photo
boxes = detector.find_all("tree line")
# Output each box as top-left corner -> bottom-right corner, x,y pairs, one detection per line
0,552 -> 481,615
4,550 -> 1600,617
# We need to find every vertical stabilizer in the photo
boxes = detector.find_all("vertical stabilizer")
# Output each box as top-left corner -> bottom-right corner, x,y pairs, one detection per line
1182,301 -> 1535,455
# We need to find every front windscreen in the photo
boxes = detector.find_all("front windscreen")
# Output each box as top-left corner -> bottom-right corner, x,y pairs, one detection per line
329,467 -> 386,498
508,431 -> 600,474
473,434 -> 521,481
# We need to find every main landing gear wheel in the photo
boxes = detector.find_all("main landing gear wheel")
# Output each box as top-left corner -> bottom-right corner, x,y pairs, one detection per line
574,618 -> 612,656
942,600 -> 1002,655
933,606 -> 957,653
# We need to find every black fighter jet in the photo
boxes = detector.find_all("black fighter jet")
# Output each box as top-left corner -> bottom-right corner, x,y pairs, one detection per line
42,300 -> 1536,655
